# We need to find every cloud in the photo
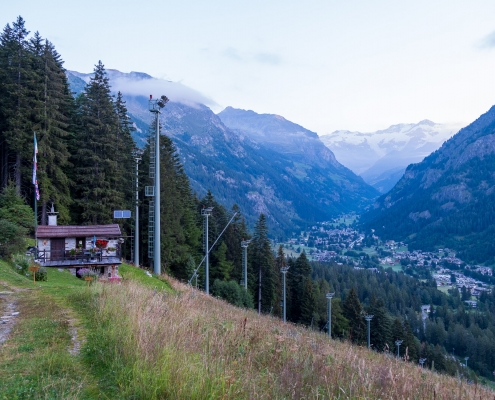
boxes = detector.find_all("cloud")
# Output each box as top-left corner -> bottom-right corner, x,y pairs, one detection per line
222,47 -> 243,61
254,52 -> 282,65
110,74 -> 217,108
478,31 -> 495,49
220,48 -> 282,65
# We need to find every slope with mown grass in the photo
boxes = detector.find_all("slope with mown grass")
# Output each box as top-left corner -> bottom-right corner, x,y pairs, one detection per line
0,259 -> 493,398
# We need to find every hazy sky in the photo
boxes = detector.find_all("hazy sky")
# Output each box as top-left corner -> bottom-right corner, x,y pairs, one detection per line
4,1 -> 495,133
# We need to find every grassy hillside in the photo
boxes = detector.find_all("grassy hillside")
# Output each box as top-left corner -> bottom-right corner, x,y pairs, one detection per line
0,259 -> 493,399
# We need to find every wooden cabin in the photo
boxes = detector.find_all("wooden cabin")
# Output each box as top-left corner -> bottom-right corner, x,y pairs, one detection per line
35,206 -> 122,280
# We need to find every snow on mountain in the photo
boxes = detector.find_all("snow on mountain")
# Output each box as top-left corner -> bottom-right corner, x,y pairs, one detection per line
319,120 -> 464,193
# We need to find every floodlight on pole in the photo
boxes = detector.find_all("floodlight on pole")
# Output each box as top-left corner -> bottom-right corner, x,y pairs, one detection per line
364,314 -> 374,349
395,340 -> 403,358
326,292 -> 335,337
281,265 -> 290,323
419,358 -> 427,368
241,239 -> 251,290
202,207 -> 214,294
148,95 -> 169,275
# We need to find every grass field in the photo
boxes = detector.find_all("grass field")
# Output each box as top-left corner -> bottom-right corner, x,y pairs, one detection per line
0,257 -> 493,399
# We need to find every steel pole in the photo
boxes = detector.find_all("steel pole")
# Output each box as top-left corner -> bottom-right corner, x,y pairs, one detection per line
367,319 -> 371,348
283,271 -> 286,322
243,245 -> 248,290
205,213 -> 209,294
134,158 -> 139,266
153,111 -> 161,275
329,299 -> 333,337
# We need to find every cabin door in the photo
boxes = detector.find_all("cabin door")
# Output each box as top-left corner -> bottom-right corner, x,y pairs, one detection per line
51,238 -> 65,260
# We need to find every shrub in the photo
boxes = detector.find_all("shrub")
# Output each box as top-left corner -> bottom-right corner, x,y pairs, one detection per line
211,279 -> 253,308
11,253 -> 33,276
35,266 -> 47,281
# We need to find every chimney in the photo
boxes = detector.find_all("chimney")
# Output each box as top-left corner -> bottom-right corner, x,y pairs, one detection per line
47,203 -> 59,226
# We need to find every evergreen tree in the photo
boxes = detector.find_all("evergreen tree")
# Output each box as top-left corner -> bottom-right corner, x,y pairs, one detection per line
29,35 -> 73,224
343,287 -> 366,344
0,182 -> 33,256
223,203 -> 249,285
72,61 -> 123,224
403,320 -> 419,362
250,214 -> 275,313
211,241 -> 234,281
391,317 -> 406,357
0,16 -> 35,194
299,277 -> 318,326
368,295 -> 392,352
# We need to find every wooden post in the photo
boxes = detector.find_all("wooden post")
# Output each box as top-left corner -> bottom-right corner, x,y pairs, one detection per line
28,266 -> 39,283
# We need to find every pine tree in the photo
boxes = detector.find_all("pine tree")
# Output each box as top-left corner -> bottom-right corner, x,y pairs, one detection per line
250,214 -> 275,313
343,287 -> 366,344
223,203 -> 250,285
391,317 -> 406,356
299,277 -> 318,326
72,61 -> 123,224
0,16 -> 35,194
368,294 -> 392,352
211,241 -> 234,281
29,35 -> 73,224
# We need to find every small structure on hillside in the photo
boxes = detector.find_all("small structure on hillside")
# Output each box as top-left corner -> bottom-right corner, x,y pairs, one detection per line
35,205 -> 122,280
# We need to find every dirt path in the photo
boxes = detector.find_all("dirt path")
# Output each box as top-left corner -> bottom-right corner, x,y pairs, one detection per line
0,291 -> 18,345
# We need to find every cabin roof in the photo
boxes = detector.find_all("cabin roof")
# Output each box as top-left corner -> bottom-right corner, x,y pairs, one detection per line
36,224 -> 122,238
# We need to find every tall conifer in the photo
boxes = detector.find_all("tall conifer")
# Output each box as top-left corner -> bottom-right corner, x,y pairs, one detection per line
72,61 -> 123,224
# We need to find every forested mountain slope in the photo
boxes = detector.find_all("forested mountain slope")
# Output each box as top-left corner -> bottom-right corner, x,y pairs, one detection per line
361,105 -> 495,263
67,71 -> 378,234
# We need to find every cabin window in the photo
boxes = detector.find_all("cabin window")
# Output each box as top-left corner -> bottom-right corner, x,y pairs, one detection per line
76,237 -> 85,250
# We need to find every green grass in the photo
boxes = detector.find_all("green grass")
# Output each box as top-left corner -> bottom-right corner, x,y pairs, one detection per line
0,259 -> 34,289
119,263 -> 173,292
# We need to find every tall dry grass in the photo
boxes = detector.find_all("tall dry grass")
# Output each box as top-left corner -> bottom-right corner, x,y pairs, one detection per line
87,277 -> 494,399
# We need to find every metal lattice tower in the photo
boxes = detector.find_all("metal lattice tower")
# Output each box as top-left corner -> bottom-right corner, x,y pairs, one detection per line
146,126 -> 156,259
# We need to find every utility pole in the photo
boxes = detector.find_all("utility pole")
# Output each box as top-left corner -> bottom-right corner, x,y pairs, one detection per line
241,239 -> 251,290
134,157 -> 141,266
202,207 -> 213,294
281,265 -> 289,322
395,340 -> 403,359
148,95 -> 168,276
326,292 -> 335,337
364,314 -> 374,349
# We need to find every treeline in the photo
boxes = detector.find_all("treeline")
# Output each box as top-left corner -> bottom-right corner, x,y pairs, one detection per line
310,262 -> 495,381
0,16 -> 135,228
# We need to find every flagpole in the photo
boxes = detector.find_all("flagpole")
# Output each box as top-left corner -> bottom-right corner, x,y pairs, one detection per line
33,132 -> 38,247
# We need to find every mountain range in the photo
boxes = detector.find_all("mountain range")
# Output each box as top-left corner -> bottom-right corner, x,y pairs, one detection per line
361,105 -> 495,263
320,121 -> 463,193
67,70 -> 378,235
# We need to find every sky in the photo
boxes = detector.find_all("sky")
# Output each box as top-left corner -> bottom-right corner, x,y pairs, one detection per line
4,1 -> 495,134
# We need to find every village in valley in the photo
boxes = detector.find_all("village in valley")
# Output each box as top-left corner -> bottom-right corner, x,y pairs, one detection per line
277,214 -> 494,308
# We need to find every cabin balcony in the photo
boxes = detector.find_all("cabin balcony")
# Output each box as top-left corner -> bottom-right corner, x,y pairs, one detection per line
35,249 -> 122,268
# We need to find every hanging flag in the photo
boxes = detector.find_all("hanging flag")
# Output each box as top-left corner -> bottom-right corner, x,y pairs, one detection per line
33,133 -> 40,201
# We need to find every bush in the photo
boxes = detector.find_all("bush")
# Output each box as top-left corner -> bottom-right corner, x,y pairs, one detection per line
35,267 -> 47,281
211,279 -> 254,308
11,253 -> 33,276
